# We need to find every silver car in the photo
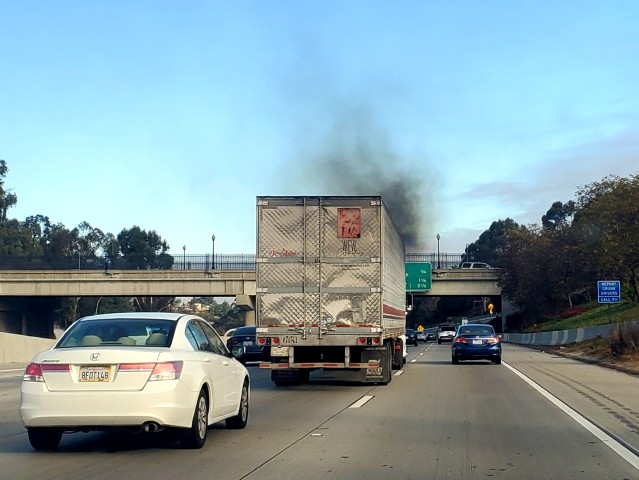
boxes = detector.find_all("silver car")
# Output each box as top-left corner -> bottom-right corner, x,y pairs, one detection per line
437,325 -> 457,344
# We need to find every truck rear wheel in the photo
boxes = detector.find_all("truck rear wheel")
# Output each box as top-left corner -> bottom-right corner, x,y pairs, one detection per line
391,338 -> 403,370
272,369 -> 308,386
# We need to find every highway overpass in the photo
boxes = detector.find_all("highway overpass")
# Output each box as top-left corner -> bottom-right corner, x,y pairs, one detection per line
0,267 -> 502,337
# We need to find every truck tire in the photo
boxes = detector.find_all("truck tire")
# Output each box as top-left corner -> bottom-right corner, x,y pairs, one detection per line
272,369 -> 307,386
391,339 -> 403,370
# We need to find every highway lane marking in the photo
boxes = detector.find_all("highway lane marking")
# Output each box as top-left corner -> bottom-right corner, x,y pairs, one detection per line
349,395 -> 374,408
504,361 -> 639,471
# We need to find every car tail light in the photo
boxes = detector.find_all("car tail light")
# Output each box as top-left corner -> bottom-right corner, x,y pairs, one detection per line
119,363 -> 156,372
454,337 -> 468,344
23,363 -> 70,382
148,361 -> 183,381
23,363 -> 44,382
486,336 -> 501,344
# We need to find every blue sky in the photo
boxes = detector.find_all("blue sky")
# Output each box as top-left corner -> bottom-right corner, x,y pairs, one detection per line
2,1 -> 638,255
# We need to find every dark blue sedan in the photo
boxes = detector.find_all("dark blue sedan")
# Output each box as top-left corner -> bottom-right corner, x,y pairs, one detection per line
227,326 -> 270,364
451,324 -> 501,364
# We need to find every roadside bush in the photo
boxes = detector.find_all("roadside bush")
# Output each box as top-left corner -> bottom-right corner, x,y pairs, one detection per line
558,306 -> 587,320
610,323 -> 639,357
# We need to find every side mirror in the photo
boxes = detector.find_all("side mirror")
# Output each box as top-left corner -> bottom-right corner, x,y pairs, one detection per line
231,346 -> 245,358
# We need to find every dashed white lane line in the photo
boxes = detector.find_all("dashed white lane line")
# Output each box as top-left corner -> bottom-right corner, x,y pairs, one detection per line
349,395 -> 374,408
504,361 -> 639,472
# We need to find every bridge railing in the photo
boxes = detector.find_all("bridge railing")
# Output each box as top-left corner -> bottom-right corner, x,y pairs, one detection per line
0,253 -> 464,271
405,253 -> 463,269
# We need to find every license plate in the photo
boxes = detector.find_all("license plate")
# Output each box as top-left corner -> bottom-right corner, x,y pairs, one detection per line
79,366 -> 112,382
472,339 -> 483,345
271,346 -> 289,357
243,341 -> 254,346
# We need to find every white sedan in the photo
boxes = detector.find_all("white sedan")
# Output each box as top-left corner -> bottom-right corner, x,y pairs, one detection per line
20,312 -> 250,450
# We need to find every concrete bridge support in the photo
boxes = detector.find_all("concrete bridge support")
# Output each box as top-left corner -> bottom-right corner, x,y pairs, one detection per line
0,297 -> 56,339
236,295 -> 256,326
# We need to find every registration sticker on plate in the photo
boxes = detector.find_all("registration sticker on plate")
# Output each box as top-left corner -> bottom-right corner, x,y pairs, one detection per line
472,339 -> 483,345
79,366 -> 112,382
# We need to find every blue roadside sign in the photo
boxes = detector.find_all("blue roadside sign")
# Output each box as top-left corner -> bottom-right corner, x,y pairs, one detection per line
597,280 -> 620,303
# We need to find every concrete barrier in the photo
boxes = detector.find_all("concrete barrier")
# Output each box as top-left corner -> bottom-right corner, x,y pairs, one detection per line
502,320 -> 639,346
0,332 -> 55,363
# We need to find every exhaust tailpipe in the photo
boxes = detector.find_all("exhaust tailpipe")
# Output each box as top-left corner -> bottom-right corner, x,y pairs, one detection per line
142,421 -> 161,433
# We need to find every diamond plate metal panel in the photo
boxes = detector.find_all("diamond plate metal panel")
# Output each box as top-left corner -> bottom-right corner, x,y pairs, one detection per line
258,263 -> 319,289
258,202 -> 320,259
257,197 -> 398,334
322,293 -> 381,326
259,293 -> 320,326
320,263 -> 380,289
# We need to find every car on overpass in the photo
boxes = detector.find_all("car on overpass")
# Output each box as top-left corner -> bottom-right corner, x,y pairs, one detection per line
459,262 -> 492,269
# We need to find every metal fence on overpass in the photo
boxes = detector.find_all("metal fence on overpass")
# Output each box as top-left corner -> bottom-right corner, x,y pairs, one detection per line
0,252 -> 465,271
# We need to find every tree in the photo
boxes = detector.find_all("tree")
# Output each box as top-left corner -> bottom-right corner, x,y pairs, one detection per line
541,201 -> 576,231
117,226 -> 174,269
574,175 -> 639,302
467,218 -> 520,267
0,160 -> 17,222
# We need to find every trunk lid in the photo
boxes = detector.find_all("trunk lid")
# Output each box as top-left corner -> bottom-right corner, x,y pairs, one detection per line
35,348 -> 165,392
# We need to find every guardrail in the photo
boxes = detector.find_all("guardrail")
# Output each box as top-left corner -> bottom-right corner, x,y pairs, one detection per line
502,321 -> 639,346
0,252 -> 468,271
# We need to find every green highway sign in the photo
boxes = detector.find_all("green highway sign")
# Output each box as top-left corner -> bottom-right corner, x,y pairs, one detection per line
406,262 -> 432,291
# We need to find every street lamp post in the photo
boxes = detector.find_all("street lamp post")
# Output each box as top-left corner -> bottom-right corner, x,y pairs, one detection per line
182,245 -> 186,270
436,233 -> 441,269
211,234 -> 216,270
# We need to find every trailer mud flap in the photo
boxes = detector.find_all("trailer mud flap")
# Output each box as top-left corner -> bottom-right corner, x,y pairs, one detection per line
361,348 -> 388,383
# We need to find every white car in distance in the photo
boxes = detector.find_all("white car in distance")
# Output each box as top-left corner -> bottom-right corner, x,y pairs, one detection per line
20,312 -> 250,450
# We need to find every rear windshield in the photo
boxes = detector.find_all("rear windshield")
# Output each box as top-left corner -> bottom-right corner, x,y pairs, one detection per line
439,326 -> 456,332
233,326 -> 256,336
459,326 -> 495,336
57,319 -> 174,348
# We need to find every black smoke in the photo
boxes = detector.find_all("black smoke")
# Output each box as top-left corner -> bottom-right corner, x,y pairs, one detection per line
287,105 -> 432,250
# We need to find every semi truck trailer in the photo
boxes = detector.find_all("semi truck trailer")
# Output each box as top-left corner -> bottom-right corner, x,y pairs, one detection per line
255,196 -> 406,386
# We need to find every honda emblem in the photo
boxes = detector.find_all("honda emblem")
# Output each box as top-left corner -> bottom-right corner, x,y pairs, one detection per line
90,353 -> 101,361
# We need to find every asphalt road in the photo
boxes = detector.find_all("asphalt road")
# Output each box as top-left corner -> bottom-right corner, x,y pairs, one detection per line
1,343 -> 638,480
